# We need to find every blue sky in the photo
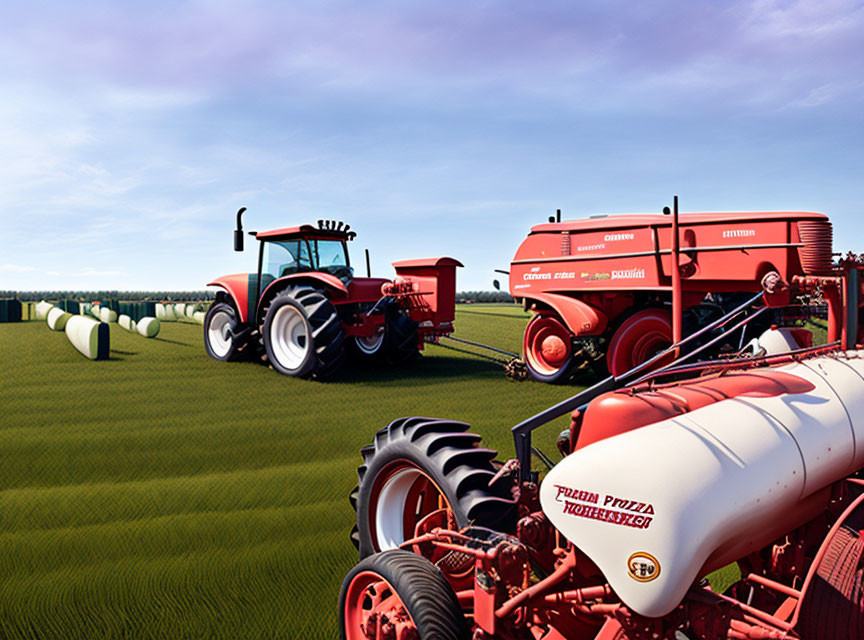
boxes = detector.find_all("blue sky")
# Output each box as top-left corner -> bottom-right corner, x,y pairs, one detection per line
1,0 -> 863,292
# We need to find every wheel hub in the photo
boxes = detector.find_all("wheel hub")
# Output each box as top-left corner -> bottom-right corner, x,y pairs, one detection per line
540,334 -> 568,365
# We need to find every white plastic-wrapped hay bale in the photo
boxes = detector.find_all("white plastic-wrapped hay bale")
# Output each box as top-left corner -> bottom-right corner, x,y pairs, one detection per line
99,307 -> 118,323
90,305 -> 102,320
46,307 -> 72,331
155,303 -> 176,321
35,301 -> 54,320
65,315 -> 109,360
192,311 -> 206,325
137,317 -> 160,338
118,314 -> 135,331
174,303 -> 186,318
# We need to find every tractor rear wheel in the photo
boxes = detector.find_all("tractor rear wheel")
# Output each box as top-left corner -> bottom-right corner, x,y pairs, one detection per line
348,331 -> 386,359
383,304 -> 419,365
352,417 -> 517,559
339,550 -> 469,640
523,313 -> 575,383
606,309 -> 672,377
203,301 -> 248,361
260,287 -> 346,378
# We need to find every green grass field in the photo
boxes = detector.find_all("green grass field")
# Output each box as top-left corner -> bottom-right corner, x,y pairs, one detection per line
0,305 -> 575,639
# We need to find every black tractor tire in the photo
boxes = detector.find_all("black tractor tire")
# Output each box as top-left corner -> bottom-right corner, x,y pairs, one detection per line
346,331 -> 387,361
339,550 -> 469,640
382,303 -> 419,365
353,417 -> 517,559
259,286 -> 346,378
203,300 -> 249,361
346,302 -> 419,364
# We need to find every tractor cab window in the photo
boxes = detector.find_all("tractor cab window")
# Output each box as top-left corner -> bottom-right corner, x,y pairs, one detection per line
309,239 -> 352,279
264,240 -> 312,278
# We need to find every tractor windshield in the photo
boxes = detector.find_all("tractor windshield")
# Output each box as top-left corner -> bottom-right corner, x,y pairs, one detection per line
309,240 -> 350,277
263,238 -> 351,279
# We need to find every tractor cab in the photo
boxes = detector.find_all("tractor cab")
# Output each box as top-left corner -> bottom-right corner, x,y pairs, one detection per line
255,222 -> 355,285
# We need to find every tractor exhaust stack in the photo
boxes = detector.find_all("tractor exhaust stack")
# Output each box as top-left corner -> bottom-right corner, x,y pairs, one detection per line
234,207 -> 247,252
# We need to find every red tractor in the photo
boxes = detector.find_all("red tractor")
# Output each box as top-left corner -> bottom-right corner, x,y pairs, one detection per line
341,249 -> 864,640
204,208 -> 461,378
509,204 -> 834,382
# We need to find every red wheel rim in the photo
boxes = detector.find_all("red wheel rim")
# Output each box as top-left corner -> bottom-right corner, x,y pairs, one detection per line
607,310 -> 672,377
631,331 -> 671,366
524,315 -> 573,376
344,571 -> 419,640
369,462 -> 452,552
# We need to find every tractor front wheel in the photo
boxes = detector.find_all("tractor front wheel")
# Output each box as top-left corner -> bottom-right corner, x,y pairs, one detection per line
203,301 -> 247,361
339,550 -> 469,640
352,417 -> 517,559
260,287 -> 346,378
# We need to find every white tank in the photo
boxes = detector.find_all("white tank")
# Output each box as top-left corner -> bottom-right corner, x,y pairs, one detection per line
539,351 -> 864,618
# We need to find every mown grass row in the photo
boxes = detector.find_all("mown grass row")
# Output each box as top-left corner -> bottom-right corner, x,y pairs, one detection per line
0,304 -> 572,639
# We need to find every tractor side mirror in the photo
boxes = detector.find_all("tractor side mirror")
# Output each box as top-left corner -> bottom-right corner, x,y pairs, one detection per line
493,279 -> 500,291
234,207 -> 247,252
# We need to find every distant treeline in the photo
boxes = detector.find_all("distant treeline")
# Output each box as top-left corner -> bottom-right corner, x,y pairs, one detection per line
456,291 -> 515,303
3,289 -> 513,303
1,291 -> 217,302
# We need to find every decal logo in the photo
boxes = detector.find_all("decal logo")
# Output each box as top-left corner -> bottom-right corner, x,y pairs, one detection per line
522,270 -> 577,281
581,272 -> 611,282
604,233 -> 634,242
523,272 -> 552,281
611,268 -> 645,280
553,485 -> 655,530
577,243 -> 606,252
628,553 -> 660,582
722,229 -> 756,238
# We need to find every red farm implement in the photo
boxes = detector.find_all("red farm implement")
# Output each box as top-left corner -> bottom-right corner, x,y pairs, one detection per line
341,198 -> 864,640
205,208 -> 461,378
508,201 -> 836,382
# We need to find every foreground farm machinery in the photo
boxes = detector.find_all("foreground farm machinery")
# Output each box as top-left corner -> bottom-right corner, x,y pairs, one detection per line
341,202 -> 864,639
509,204 -> 836,382
205,208 -> 461,378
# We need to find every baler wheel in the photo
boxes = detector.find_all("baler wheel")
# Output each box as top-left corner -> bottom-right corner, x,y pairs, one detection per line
353,417 -> 517,559
339,550 -> 469,640
523,313 -> 575,383
259,286 -> 346,378
203,301 -> 248,361
606,309 -> 673,378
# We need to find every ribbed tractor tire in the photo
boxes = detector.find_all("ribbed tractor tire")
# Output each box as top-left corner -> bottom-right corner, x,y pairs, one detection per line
383,303 -> 419,365
259,286 -> 346,378
353,417 -> 517,559
203,300 -> 249,361
339,550 -> 469,640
